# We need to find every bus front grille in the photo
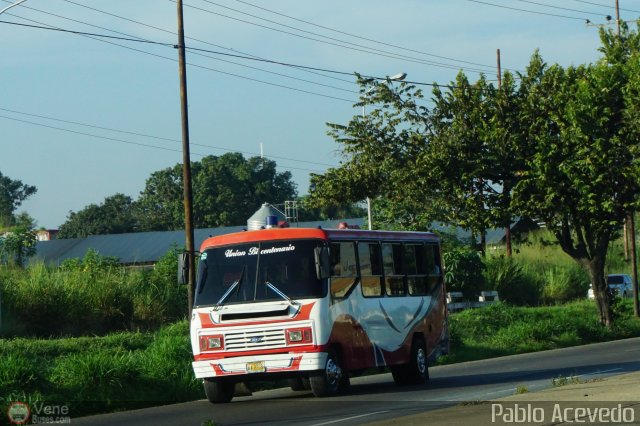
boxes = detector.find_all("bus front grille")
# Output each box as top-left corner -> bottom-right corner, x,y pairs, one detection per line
224,328 -> 286,351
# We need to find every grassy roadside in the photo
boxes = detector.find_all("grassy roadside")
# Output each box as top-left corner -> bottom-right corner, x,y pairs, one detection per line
439,299 -> 640,364
0,321 -> 202,419
2,300 -> 640,421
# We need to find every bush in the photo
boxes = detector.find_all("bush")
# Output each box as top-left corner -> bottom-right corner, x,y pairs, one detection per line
0,249 -> 188,337
484,256 -> 541,306
541,264 -> 590,304
442,247 -> 486,299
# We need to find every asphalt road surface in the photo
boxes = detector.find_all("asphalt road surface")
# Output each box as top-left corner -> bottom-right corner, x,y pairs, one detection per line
73,337 -> 640,426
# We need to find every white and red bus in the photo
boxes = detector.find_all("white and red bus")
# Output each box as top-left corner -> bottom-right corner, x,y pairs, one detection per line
189,226 -> 449,403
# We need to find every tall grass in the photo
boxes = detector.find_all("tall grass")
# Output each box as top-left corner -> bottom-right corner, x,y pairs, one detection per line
0,249 -> 187,337
484,229 -> 627,306
0,320 -> 202,418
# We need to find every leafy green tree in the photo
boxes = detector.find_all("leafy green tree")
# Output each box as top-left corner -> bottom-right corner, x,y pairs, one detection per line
136,153 -> 297,230
309,75 -> 437,231
0,227 -> 36,267
0,172 -> 37,228
58,193 -> 137,238
427,73 -> 493,248
310,73 -> 522,242
513,27 -> 640,326
296,195 -> 366,222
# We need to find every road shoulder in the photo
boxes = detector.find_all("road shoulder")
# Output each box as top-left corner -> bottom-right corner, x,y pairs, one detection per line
365,371 -> 640,426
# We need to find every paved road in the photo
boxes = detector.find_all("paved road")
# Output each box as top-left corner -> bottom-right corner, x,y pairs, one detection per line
73,337 -> 640,426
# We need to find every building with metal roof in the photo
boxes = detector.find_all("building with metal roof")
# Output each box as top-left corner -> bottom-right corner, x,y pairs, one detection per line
30,218 -> 367,266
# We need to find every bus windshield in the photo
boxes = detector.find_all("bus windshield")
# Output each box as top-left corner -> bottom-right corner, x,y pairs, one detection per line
194,239 -> 326,307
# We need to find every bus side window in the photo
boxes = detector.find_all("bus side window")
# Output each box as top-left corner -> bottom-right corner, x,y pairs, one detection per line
382,243 -> 406,296
359,242 -> 383,297
407,244 -> 428,296
330,242 -> 357,298
430,244 -> 442,292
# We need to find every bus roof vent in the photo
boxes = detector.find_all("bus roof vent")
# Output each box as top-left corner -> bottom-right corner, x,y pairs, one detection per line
247,203 -> 286,230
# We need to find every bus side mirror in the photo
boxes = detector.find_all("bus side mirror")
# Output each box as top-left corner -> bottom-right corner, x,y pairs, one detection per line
314,247 -> 331,280
177,251 -> 189,285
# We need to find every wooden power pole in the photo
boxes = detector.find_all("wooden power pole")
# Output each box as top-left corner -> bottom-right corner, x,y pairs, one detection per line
497,48 -> 512,257
177,0 -> 196,314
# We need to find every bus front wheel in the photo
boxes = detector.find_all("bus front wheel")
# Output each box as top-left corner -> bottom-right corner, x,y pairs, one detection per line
310,351 -> 346,397
288,377 -> 311,391
203,379 -> 235,403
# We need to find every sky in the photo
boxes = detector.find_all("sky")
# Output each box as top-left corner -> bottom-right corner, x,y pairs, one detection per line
0,0 -> 634,229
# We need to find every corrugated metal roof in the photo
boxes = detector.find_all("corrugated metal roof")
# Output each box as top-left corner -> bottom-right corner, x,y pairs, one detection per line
30,218 -> 366,266
30,217 -> 508,266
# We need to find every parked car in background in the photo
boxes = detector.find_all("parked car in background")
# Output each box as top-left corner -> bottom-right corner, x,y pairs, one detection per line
587,274 -> 634,299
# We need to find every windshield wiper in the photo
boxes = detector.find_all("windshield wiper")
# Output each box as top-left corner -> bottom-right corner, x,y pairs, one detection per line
265,281 -> 300,312
213,266 -> 245,310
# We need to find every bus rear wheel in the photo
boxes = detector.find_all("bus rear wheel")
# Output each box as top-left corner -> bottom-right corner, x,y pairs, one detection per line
203,379 -> 235,403
392,338 -> 429,386
310,351 -> 347,397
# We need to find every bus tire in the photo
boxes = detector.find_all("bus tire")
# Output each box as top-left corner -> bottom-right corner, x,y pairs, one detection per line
310,351 -> 344,397
392,338 -> 429,386
288,377 -> 311,391
203,379 -> 235,403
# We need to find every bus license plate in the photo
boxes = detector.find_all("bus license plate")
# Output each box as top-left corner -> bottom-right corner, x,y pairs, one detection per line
246,361 -> 265,373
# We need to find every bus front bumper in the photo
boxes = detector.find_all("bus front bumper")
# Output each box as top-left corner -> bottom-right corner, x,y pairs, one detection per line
193,352 -> 327,379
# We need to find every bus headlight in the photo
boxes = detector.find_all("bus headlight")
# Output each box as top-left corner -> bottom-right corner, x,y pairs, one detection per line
286,327 -> 312,344
199,335 -> 224,351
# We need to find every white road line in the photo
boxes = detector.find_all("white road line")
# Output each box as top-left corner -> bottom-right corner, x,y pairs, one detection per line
581,368 -> 623,377
309,410 -> 391,426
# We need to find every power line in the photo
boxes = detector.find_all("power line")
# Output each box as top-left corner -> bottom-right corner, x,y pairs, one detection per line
231,0 -> 511,71
572,0 -> 640,15
0,106 -> 336,168
464,0 -> 588,20
513,0 -> 611,16
0,114 -> 325,173
0,19 -> 173,45
180,0 -> 492,74
0,17 -> 464,91
1,15 -> 356,103
3,1 -> 356,94
59,0 -> 356,85
196,0 -> 500,73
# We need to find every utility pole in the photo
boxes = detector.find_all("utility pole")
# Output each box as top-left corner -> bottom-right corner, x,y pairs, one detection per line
614,0 -> 640,317
497,48 -> 512,257
616,0 -> 621,36
177,0 -> 196,314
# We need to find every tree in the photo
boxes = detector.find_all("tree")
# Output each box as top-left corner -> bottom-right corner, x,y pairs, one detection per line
0,171 -> 37,228
513,27 -> 640,326
136,153 -> 298,231
296,195 -> 366,222
58,193 -> 137,238
0,227 -> 36,267
309,75 -> 437,231
309,73 -> 522,240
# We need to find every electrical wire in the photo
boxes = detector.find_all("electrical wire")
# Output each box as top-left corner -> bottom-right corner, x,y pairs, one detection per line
0,114 -> 325,173
463,0 -> 588,20
572,0 -> 640,15
513,0 -> 610,16
195,0 -> 498,74
2,0 -> 356,94
0,16 -> 357,103
58,0 -> 356,85
231,0 -> 511,71
0,106 -> 337,168
179,0 -> 492,74
0,17 -> 466,90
